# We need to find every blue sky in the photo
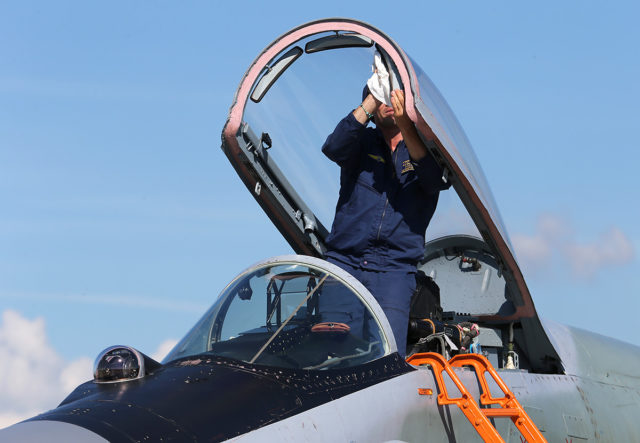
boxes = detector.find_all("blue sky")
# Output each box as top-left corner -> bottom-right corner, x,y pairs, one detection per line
1,1 -> 639,425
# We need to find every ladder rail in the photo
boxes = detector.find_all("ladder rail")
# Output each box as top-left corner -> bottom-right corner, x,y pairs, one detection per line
448,353 -> 546,443
449,354 -> 514,405
407,352 -> 547,443
407,352 -> 505,442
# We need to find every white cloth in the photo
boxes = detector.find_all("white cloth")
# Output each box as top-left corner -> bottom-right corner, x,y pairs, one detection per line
366,51 -> 392,106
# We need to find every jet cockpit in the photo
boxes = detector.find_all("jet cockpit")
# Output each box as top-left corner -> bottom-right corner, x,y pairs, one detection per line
165,255 -> 394,370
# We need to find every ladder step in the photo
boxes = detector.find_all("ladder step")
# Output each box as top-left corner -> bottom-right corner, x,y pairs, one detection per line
483,408 -> 520,418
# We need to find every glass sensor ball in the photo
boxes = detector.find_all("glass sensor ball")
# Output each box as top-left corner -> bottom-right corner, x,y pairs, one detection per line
94,347 -> 142,383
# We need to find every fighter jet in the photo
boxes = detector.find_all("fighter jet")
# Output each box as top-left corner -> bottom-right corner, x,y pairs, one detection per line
2,18 -> 639,442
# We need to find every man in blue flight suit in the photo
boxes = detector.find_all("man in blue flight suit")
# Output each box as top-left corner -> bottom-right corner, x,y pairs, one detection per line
321,80 -> 450,357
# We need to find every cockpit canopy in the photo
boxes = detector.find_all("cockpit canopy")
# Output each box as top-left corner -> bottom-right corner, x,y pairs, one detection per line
164,256 -> 394,369
221,19 -> 532,321
219,19 -> 562,373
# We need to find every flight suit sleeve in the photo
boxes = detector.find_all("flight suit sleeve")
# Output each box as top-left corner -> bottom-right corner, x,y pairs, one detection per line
412,149 -> 451,194
321,112 -> 366,168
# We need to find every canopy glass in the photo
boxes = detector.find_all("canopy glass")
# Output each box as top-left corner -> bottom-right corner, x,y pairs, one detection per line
164,256 -> 391,369
241,34 -> 481,245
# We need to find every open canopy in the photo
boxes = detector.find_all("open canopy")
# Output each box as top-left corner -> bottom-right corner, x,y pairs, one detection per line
222,18 -> 530,318
221,18 -> 561,372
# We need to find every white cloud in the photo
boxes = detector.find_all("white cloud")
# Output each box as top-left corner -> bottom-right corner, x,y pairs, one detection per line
0,310 -> 92,430
0,412 -> 31,432
60,358 -> 93,395
512,232 -> 551,265
537,213 -> 570,239
151,339 -> 179,362
513,214 -> 635,279
564,227 -> 634,278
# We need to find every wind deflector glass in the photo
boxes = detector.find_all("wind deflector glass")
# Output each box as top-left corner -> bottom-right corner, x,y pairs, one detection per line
251,46 -> 303,103
305,32 -> 373,53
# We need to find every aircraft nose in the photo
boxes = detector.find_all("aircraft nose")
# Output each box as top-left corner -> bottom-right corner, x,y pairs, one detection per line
0,420 -> 107,442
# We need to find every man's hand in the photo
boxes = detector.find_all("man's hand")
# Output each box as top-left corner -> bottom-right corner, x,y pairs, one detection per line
391,89 -> 427,161
391,89 -> 412,131
353,93 -> 379,125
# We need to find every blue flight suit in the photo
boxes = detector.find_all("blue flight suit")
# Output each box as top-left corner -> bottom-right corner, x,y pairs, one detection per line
321,112 -> 449,356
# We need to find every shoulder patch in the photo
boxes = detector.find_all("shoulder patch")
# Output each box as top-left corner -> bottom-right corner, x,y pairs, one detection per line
401,159 -> 415,174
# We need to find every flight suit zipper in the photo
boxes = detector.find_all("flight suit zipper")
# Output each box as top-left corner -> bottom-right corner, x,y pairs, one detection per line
375,148 -> 399,242
376,198 -> 389,241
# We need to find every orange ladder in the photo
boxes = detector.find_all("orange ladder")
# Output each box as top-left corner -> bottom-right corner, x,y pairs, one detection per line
406,352 -> 546,443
